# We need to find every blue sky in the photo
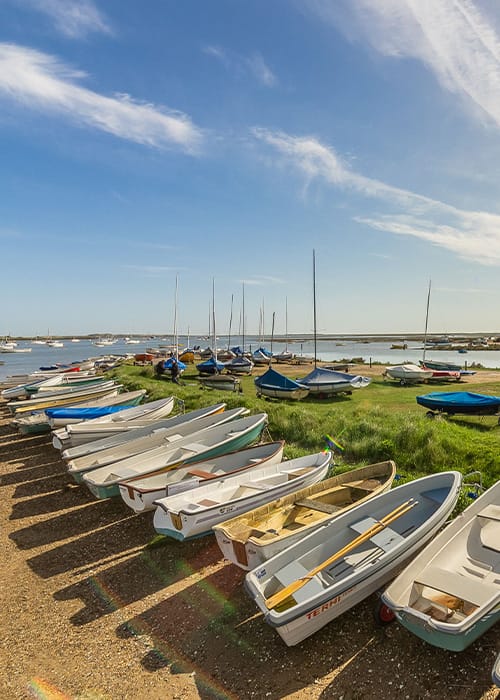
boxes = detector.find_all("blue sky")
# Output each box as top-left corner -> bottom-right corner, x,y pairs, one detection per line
2,0 -> 500,337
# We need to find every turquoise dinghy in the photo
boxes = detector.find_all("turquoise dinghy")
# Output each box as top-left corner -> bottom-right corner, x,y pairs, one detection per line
381,479 -> 500,652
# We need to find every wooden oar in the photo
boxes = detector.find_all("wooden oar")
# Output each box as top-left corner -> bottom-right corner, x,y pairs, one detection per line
265,498 -> 418,610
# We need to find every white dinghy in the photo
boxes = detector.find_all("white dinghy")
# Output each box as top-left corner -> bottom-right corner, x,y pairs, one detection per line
81,413 -> 268,499
60,403 -> 228,459
384,364 -> 433,386
245,471 -> 462,646
152,451 -> 332,541
65,407 -> 247,476
119,441 -> 285,513
381,479 -> 500,652
52,396 -> 176,449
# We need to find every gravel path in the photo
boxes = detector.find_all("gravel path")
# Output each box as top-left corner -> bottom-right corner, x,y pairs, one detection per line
0,401 -> 498,700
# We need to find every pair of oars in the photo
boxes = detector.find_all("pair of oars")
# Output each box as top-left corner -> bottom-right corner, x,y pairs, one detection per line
264,498 -> 418,610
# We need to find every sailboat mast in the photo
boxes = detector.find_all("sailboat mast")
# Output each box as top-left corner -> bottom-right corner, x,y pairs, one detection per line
270,311 -> 275,365
313,249 -> 317,369
422,279 -> 432,364
228,293 -> 233,350
242,282 -> 246,355
285,297 -> 288,352
212,278 -> 217,362
173,274 -> 179,360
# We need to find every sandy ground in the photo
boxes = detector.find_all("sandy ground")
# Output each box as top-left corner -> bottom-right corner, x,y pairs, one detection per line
1,392 -> 499,700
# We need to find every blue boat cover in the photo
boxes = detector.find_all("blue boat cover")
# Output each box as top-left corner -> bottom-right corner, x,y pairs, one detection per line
196,356 -> 225,374
162,358 -> 187,371
253,346 -> 273,358
300,367 -> 356,386
254,367 -> 306,391
45,404 -> 134,420
416,391 -> 500,414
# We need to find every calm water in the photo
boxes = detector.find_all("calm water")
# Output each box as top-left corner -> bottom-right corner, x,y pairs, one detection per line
1,336 -> 500,382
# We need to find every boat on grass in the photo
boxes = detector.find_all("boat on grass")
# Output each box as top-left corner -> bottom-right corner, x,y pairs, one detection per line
419,359 -> 462,372
384,364 -> 433,385
60,403 -> 227,459
298,367 -> 371,397
45,390 -> 146,426
199,374 -> 241,392
416,392 -> 500,418
244,471 -> 462,646
52,396 -> 176,449
255,367 -> 309,400
81,413 -> 268,499
65,407 -> 248,479
381,479 -> 500,652
119,441 -> 285,513
214,460 -> 396,571
153,450 -> 332,541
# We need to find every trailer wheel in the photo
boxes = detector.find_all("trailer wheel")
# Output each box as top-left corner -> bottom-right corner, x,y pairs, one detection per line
399,379 -> 406,386
426,411 -> 435,419
374,599 -> 396,625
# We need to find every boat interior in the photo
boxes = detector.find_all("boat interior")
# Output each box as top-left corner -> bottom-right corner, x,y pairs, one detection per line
225,477 -> 386,544
406,504 -> 500,623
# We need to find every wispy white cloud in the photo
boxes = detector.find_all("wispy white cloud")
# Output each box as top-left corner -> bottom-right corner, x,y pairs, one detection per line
0,44 -> 203,153
123,264 -> 188,277
246,53 -> 277,87
240,275 -> 285,285
16,0 -> 112,38
203,45 -> 277,87
302,0 -> 500,129
253,127 -> 500,266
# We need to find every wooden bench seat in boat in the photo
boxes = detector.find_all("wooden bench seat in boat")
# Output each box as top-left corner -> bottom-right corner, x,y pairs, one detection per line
288,467 -> 313,480
274,560 -> 325,604
414,565 -> 498,607
477,505 -> 500,552
350,516 -> 405,552
294,498 -> 342,515
187,469 -> 216,479
343,478 -> 380,492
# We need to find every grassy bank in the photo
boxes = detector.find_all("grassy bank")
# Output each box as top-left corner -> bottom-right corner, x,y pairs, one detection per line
109,362 -> 500,492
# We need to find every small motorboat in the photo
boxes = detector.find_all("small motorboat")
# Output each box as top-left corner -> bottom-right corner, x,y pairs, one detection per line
153,451 -> 332,541
214,460 -> 396,570
245,471 -> 462,646
381,479 -> 500,652
384,364 -> 433,385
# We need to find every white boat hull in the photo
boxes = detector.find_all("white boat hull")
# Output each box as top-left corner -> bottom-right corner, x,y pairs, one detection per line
153,452 -> 331,541
245,471 -> 462,646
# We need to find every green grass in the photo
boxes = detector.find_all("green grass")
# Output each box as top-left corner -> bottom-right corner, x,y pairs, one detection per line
109,363 -> 500,491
